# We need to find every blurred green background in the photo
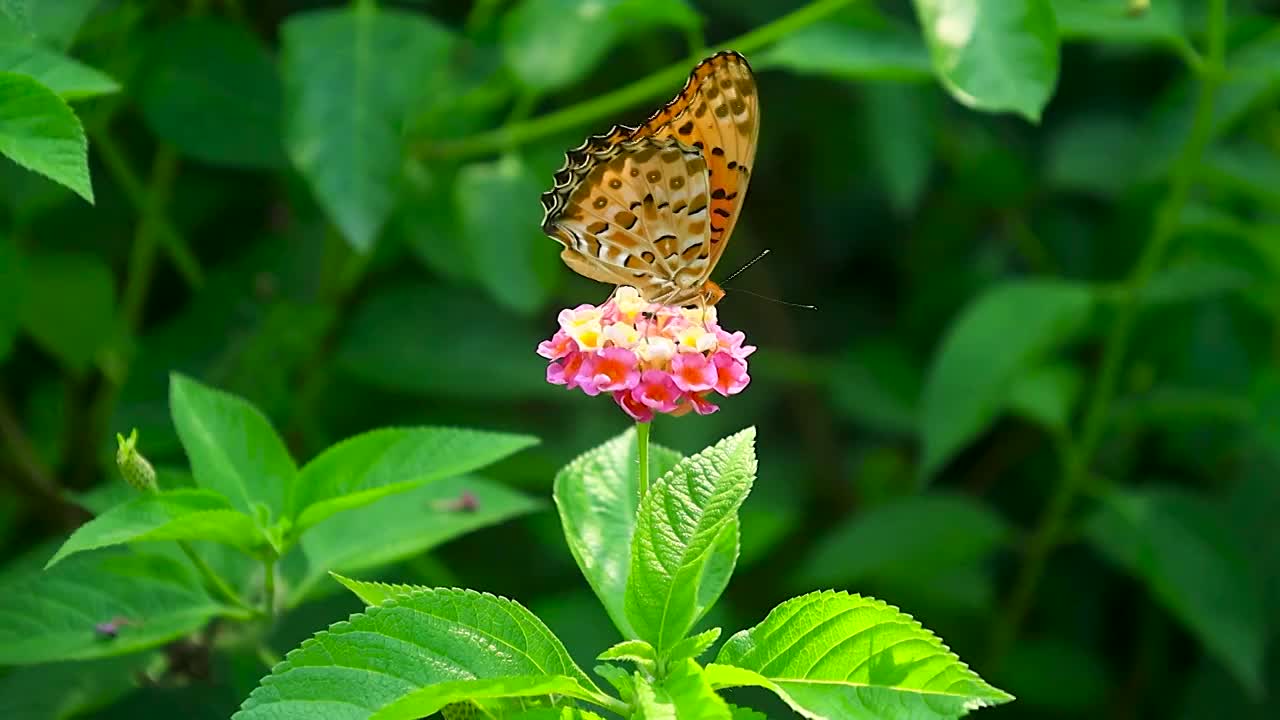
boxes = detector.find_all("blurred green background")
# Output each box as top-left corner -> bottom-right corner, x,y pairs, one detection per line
1,0 -> 1279,717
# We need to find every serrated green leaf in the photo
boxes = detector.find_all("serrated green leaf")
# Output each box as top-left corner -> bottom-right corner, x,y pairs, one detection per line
757,22 -> 932,82
18,251 -> 115,374
235,588 -> 600,719
282,7 -> 454,250
46,489 -> 262,568
0,23 -> 118,99
920,280 -> 1093,480
912,0 -> 1059,122
288,427 -> 537,531
0,550 -> 230,664
373,675 -> 595,720
554,426 -> 684,638
663,627 -> 721,664
455,155 -> 559,315
169,373 -> 296,523
1086,487 -> 1265,695
712,591 -> 1013,719
728,705 -> 768,720
0,72 -> 90,201
797,493 -> 1008,590
625,428 -> 755,654
137,18 -> 284,169
331,573 -> 423,607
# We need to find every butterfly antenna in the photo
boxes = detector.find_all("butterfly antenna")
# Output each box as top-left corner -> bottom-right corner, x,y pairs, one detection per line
720,249 -> 771,285
723,287 -> 817,311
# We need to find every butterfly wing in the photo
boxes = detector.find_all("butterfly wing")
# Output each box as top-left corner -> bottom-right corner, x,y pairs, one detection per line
631,51 -> 759,282
541,136 -> 712,302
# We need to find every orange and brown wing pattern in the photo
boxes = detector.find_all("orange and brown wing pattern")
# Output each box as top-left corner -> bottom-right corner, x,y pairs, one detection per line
542,136 -> 713,302
631,51 -> 759,273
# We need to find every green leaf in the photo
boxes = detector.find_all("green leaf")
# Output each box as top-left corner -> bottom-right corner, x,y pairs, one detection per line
281,7 -> 454,250
169,373 -> 296,524
0,72 -> 91,201
0,23 -> 118,99
137,18 -> 284,169
288,427 -> 537,531
865,83 -> 934,214
1202,141 -> 1280,206
285,476 -> 542,605
553,426 -> 683,638
712,591 -> 1013,719
46,489 -> 262,568
757,22 -> 932,82
1006,363 -> 1082,432
337,284 -> 556,399
331,573 -> 422,607
1086,487 -> 1265,695
0,550 -> 230,664
598,639 -> 656,665
0,652 -> 156,720
0,235 -> 20,360
912,0 -> 1060,122
728,705 -> 768,720
455,155 -> 560,315
625,428 -> 755,654
235,588 -> 600,719
501,0 -> 694,93
26,0 -> 97,49
663,626 -> 721,664
796,493 -> 1009,589
18,251 -> 115,374
372,675 -> 596,720
636,659 -> 732,720
1044,113 -> 1143,196
919,280 -> 1093,479
1050,0 -> 1184,47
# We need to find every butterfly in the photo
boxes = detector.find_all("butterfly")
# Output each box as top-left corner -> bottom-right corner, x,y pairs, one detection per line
540,51 -> 759,307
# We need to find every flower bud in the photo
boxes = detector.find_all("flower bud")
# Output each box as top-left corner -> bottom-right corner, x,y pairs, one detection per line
116,429 -> 157,493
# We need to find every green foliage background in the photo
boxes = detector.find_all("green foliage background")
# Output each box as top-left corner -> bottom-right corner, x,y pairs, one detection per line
1,0 -> 1278,717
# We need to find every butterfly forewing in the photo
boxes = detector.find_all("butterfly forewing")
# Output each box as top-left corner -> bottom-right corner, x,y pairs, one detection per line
544,137 -> 712,302
632,51 -> 758,276
540,50 -> 759,305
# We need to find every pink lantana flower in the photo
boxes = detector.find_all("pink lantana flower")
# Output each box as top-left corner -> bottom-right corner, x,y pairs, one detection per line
538,286 -> 752,420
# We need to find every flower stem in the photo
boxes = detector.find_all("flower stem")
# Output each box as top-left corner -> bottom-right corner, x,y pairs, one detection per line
986,0 -> 1227,668
636,421 -> 652,502
420,0 -> 854,159
177,540 -> 257,614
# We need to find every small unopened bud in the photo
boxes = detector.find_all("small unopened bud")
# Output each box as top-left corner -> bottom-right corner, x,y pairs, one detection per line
1127,0 -> 1150,17
116,429 -> 157,493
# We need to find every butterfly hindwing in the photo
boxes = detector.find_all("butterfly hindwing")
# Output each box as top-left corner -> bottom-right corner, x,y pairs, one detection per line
543,137 -> 712,303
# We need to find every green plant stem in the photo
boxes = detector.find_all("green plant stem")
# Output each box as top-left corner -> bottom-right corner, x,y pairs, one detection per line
589,690 -> 631,717
91,130 -> 204,289
986,0 -> 1228,668
636,421 -> 651,502
121,146 -> 179,328
421,0 -> 854,159
255,642 -> 283,669
177,540 -> 257,614
263,556 -> 277,617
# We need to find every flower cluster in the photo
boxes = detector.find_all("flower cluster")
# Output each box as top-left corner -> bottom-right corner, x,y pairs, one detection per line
537,287 -> 754,421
